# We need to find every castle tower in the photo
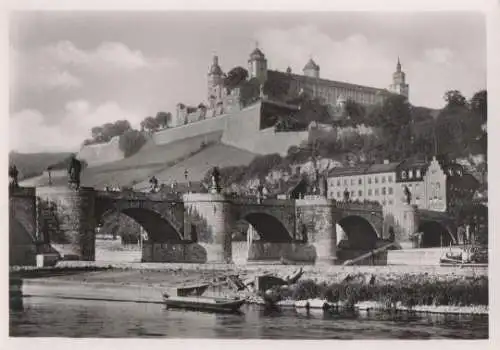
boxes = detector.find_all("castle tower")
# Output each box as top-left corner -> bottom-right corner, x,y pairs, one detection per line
207,55 -> 225,104
248,43 -> 268,84
303,58 -> 320,78
389,57 -> 410,100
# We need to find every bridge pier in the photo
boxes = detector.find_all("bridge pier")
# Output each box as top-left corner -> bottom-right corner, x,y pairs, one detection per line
296,198 -> 338,265
36,186 -> 96,260
383,204 -> 419,249
183,193 -> 232,264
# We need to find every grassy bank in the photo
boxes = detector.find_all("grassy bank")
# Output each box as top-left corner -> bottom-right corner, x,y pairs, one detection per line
281,275 -> 488,309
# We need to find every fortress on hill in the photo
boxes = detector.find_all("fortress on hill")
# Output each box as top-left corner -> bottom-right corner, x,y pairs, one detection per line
171,45 -> 409,127
76,45 -> 410,167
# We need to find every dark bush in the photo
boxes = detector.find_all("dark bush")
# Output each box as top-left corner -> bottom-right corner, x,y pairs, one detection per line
119,130 -> 147,157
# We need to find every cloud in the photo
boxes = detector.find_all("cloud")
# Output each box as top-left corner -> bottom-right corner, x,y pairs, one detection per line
43,40 -> 175,70
424,48 -> 454,65
45,41 -> 148,70
255,25 -> 484,108
10,101 -> 145,153
256,26 -> 394,88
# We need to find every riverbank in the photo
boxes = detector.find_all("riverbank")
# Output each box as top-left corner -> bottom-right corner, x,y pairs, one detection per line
11,264 -> 488,315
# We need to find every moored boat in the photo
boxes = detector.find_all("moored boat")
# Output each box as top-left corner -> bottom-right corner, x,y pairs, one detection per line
163,293 -> 246,313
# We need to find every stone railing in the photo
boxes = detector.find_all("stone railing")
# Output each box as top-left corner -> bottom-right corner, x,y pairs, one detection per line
95,189 -> 181,203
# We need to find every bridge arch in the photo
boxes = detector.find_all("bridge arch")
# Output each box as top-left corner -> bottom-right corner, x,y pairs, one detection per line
418,220 -> 455,247
338,215 -> 379,250
98,207 -> 183,243
242,212 -> 293,242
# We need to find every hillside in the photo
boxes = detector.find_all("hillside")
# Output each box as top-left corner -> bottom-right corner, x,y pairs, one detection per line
9,152 -> 72,179
77,131 -> 248,189
132,143 -> 257,190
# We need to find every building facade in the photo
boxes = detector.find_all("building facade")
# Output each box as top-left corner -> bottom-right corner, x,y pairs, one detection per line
327,157 -> 479,213
327,161 -> 399,206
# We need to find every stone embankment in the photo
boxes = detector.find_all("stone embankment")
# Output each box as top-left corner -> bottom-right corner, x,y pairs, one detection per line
10,263 -> 488,315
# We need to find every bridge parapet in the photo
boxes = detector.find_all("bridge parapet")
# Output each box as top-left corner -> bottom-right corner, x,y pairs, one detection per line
9,186 -> 36,198
96,189 -> 181,202
333,200 -> 382,212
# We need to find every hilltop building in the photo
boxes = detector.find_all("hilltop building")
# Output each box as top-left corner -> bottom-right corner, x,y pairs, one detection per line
327,156 -> 479,212
170,44 -> 410,128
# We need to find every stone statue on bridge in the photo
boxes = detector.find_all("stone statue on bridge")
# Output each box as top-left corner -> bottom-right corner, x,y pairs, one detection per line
403,185 -> 412,205
9,164 -> 19,189
67,154 -> 82,190
319,176 -> 328,198
343,188 -> 350,202
210,166 -> 222,194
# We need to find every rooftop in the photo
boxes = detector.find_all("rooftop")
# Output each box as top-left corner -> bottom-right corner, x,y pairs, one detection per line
328,162 -> 401,177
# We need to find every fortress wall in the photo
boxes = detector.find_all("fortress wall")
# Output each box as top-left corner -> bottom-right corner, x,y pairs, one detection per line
221,102 -> 309,156
153,110 -> 239,146
78,136 -> 125,167
223,126 -> 309,156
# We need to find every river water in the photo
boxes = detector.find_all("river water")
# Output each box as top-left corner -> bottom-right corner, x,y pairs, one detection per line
10,297 -> 488,339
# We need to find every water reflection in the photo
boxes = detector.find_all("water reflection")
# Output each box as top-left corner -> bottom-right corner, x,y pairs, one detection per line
10,297 -> 488,339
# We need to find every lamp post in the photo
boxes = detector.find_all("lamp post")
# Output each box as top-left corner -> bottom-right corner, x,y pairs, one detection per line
47,166 -> 53,186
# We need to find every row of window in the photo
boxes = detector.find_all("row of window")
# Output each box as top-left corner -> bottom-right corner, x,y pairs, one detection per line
331,174 -> 394,187
401,169 -> 422,180
331,186 -> 394,199
300,82 -> 378,105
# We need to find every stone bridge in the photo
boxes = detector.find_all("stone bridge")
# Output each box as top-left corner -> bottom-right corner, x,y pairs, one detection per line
11,186 -> 447,266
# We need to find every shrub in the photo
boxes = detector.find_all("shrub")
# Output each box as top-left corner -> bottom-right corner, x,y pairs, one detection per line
119,130 -> 147,157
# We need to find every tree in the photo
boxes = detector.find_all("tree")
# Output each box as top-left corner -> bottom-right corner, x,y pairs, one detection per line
470,90 -> 487,123
239,77 -> 261,107
224,66 -> 248,90
293,97 -> 331,125
444,90 -> 468,109
344,98 -> 366,125
140,116 -> 160,133
155,111 -> 172,128
119,130 -> 147,157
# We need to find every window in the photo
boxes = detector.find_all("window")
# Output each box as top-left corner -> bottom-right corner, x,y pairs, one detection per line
344,179 -> 348,186
358,190 -> 362,197
368,189 -> 372,196
358,178 -> 362,185
416,169 -> 421,178
375,176 -> 379,184
388,199 -> 393,205
350,191 -> 355,197
382,176 -> 386,183
382,200 -> 387,205
375,189 -> 379,196
401,171 -> 407,179
337,191 -> 341,198
388,187 -> 393,195
368,177 -> 372,184
388,175 -> 393,183
409,170 -> 413,179
337,180 -> 341,186
351,178 -> 355,185
382,187 -> 386,195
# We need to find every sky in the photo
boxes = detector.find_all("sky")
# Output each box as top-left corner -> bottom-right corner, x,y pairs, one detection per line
9,11 -> 486,153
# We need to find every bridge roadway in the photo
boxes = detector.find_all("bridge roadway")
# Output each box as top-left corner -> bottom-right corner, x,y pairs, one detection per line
10,186 -> 455,265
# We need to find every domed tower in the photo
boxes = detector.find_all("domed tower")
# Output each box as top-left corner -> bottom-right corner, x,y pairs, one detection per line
248,43 -> 268,84
207,55 -> 225,104
389,57 -> 409,100
303,58 -> 320,78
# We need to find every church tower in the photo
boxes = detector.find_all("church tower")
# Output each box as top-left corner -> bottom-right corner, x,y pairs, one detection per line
248,43 -> 268,84
389,57 -> 409,100
207,55 -> 225,104
303,58 -> 320,78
